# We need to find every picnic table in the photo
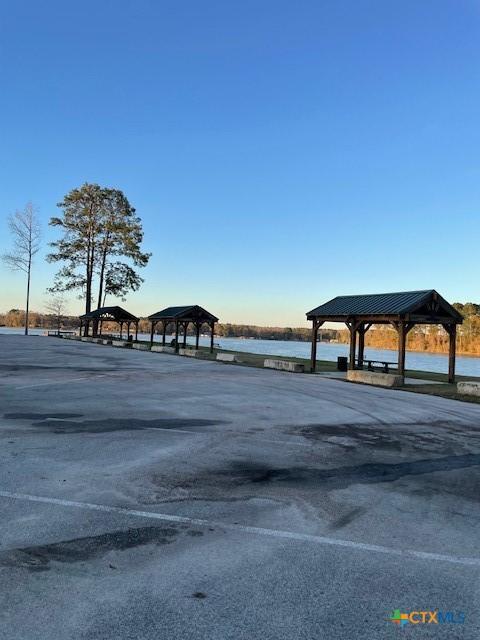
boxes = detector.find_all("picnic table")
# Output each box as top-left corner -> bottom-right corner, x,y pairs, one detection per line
47,330 -> 76,337
356,358 -> 397,374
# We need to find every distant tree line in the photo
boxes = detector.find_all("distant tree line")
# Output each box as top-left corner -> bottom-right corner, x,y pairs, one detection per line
215,323 -> 339,342
0,313 -> 338,342
3,303 -> 480,355
0,308 -> 77,330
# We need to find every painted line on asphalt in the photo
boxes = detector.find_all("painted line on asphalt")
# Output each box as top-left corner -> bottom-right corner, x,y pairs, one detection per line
239,436 -> 312,448
144,427 -> 204,435
1,489 -> 479,568
15,375 -> 108,389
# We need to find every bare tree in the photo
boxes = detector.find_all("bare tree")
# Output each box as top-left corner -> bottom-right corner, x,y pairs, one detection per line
44,295 -> 68,334
2,203 -> 41,335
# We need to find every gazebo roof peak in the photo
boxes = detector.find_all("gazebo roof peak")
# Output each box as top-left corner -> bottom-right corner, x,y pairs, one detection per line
79,305 -> 139,322
307,289 -> 462,322
148,305 -> 219,322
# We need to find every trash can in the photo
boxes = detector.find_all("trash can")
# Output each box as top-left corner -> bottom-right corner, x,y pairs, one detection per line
337,356 -> 348,372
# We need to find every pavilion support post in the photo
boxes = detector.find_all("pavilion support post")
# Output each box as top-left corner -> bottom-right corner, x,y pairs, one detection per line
357,324 -> 365,369
347,320 -> 358,370
210,322 -> 215,353
391,320 -> 415,376
127,322 -> 131,341
175,321 -> 179,352
135,322 -> 138,341
183,322 -> 188,347
79,320 -> 82,337
357,323 -> 373,369
119,322 -> 123,340
150,321 -> 155,345
310,320 -> 318,372
195,322 -> 200,350
397,321 -> 407,376
310,320 -> 324,372
445,324 -> 457,383
162,322 -> 166,345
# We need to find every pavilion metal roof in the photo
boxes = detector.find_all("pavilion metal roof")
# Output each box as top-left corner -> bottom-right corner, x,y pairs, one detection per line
148,305 -> 219,322
79,306 -> 139,322
307,290 -> 463,322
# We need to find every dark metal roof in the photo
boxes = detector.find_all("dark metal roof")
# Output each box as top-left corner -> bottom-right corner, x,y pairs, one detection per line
79,306 -> 139,322
307,290 -> 463,321
148,305 -> 219,322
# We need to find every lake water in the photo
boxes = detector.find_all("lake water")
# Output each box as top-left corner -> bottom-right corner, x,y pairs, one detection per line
193,336 -> 479,377
2,326 -> 479,377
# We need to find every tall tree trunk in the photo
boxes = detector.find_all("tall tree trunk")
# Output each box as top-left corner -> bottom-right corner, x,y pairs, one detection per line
25,256 -> 31,336
84,202 -> 97,317
88,232 -> 98,335
83,232 -> 93,336
85,234 -> 92,315
84,268 -> 91,337
97,247 -> 108,309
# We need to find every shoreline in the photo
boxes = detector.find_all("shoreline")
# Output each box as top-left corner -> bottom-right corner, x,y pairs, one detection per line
222,336 -> 480,359
335,342 -> 480,359
1,328 -> 480,359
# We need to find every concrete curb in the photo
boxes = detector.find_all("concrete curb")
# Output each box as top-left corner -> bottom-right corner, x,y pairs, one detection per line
178,348 -> 198,357
112,340 -> 132,348
457,381 -> 480,397
132,343 -> 151,351
217,353 -> 241,363
151,346 -> 176,354
347,370 -> 404,388
264,359 -> 304,373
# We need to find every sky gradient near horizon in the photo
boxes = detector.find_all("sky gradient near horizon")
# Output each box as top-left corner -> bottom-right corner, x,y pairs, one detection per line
0,0 -> 479,327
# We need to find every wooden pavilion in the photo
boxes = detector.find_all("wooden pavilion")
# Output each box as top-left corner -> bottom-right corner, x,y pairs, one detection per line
148,305 -> 219,352
79,306 -> 139,340
306,290 -> 463,382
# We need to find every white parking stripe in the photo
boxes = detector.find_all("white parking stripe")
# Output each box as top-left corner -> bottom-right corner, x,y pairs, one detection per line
239,436 -> 312,447
1,489 -> 479,568
15,376 -> 106,389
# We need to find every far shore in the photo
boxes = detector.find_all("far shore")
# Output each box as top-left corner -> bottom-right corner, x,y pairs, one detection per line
1,326 -> 479,359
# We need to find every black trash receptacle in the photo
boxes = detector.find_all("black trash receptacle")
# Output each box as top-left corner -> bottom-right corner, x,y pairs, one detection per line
337,356 -> 348,372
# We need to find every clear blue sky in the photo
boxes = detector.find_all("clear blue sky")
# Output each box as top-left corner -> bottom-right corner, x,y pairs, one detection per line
0,0 -> 479,326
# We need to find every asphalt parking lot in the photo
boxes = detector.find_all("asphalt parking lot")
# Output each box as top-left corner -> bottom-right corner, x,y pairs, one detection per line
1,335 -> 480,639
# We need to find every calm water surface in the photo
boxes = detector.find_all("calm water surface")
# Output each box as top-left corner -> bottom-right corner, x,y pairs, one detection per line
202,336 -> 480,377
1,327 -> 479,377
